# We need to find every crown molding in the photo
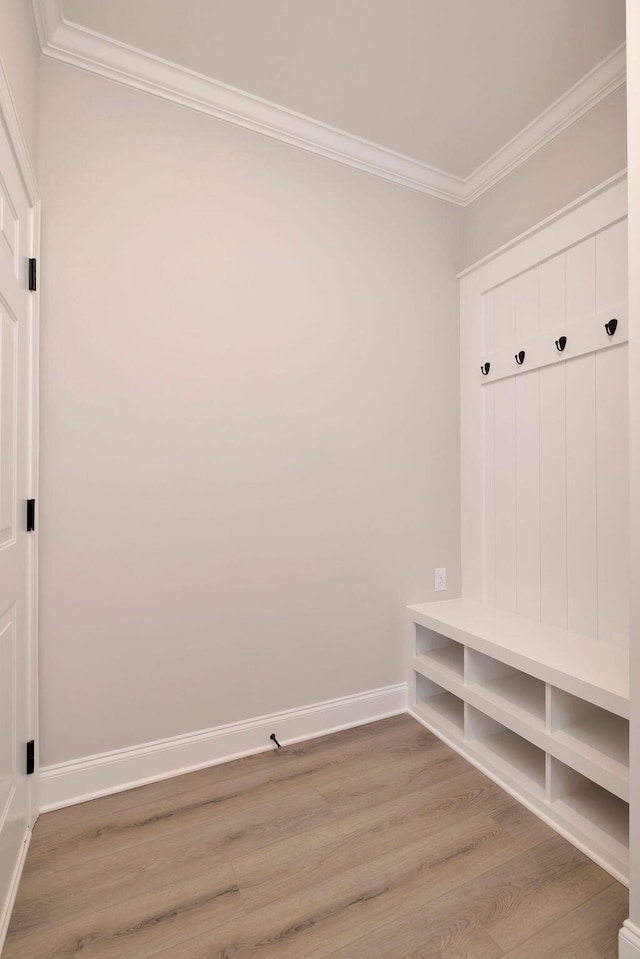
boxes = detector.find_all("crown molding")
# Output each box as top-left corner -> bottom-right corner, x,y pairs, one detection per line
464,43 -> 627,203
33,0 -> 626,207
32,0 -> 466,204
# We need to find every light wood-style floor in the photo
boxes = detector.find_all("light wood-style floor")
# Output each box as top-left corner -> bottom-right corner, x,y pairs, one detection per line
4,715 -> 628,959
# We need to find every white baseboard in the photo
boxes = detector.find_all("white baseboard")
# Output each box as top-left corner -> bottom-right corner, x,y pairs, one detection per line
619,920 -> 640,958
39,684 -> 408,812
0,828 -> 31,955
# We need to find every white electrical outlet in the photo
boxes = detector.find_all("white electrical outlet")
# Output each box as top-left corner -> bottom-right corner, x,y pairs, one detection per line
434,567 -> 447,592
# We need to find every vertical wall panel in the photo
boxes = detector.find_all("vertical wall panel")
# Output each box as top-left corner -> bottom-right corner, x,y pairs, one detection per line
460,280 -> 485,602
595,220 -> 629,645
538,254 -> 567,629
565,238 -> 598,639
514,268 -> 540,620
493,280 -> 517,611
596,219 -> 628,310
482,290 -> 496,605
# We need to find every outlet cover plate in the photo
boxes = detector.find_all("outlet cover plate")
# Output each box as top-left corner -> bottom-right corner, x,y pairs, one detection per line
434,568 -> 447,592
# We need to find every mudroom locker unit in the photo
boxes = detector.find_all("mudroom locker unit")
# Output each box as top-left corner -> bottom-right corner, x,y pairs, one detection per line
408,175 -> 631,883
2,2 -> 640,957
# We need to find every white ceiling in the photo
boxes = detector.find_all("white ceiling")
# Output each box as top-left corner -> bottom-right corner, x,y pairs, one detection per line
60,0 -> 625,179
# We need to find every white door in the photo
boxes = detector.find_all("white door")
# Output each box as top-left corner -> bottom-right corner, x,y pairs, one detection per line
0,105 -> 37,941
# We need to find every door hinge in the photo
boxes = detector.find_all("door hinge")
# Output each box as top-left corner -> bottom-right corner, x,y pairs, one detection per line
26,740 -> 35,775
26,499 -> 35,532
28,258 -> 36,292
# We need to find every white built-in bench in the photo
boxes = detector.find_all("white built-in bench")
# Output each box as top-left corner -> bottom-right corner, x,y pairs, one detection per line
407,598 -> 629,884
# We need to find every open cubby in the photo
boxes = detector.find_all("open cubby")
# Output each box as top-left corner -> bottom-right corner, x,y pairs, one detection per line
415,673 -> 464,737
549,759 -> 629,872
549,688 -> 628,768
466,648 -> 545,729
414,624 -> 464,681
466,706 -> 546,798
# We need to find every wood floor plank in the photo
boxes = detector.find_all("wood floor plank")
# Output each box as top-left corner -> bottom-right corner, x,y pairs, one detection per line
3,863 -> 244,959
13,787 -> 334,934
451,835 -> 615,952
322,889 -> 505,959
316,746 -> 469,816
173,719 -> 447,812
233,768 -> 513,912
11,818 -> 243,936
51,778 -> 336,873
172,713 -> 413,795
34,777 -> 180,836
498,881 -> 628,959
19,828 -> 59,880
44,718 -> 426,874
491,797 -> 560,845
145,812 -> 537,959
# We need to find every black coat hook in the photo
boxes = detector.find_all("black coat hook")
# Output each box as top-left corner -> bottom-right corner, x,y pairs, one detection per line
515,350 -> 525,365
605,318 -> 618,336
555,335 -> 567,352
481,362 -> 490,376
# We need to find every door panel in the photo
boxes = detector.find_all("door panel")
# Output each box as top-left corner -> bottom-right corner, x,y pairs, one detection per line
0,107 -> 35,941
0,308 -> 16,546
0,610 -> 15,810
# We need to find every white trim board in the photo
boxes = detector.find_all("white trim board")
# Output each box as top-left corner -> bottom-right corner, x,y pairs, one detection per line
458,170 -> 628,278
479,304 -> 628,385
0,829 -> 32,956
460,175 -> 627,293
620,921 -> 640,959
39,684 -> 408,812
32,0 -> 625,206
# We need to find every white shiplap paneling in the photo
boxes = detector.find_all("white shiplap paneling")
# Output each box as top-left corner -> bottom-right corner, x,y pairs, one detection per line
565,238 -> 598,639
595,220 -> 629,645
539,254 -> 568,630
482,289 -> 496,605
492,281 -> 517,612
515,268 -> 541,621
